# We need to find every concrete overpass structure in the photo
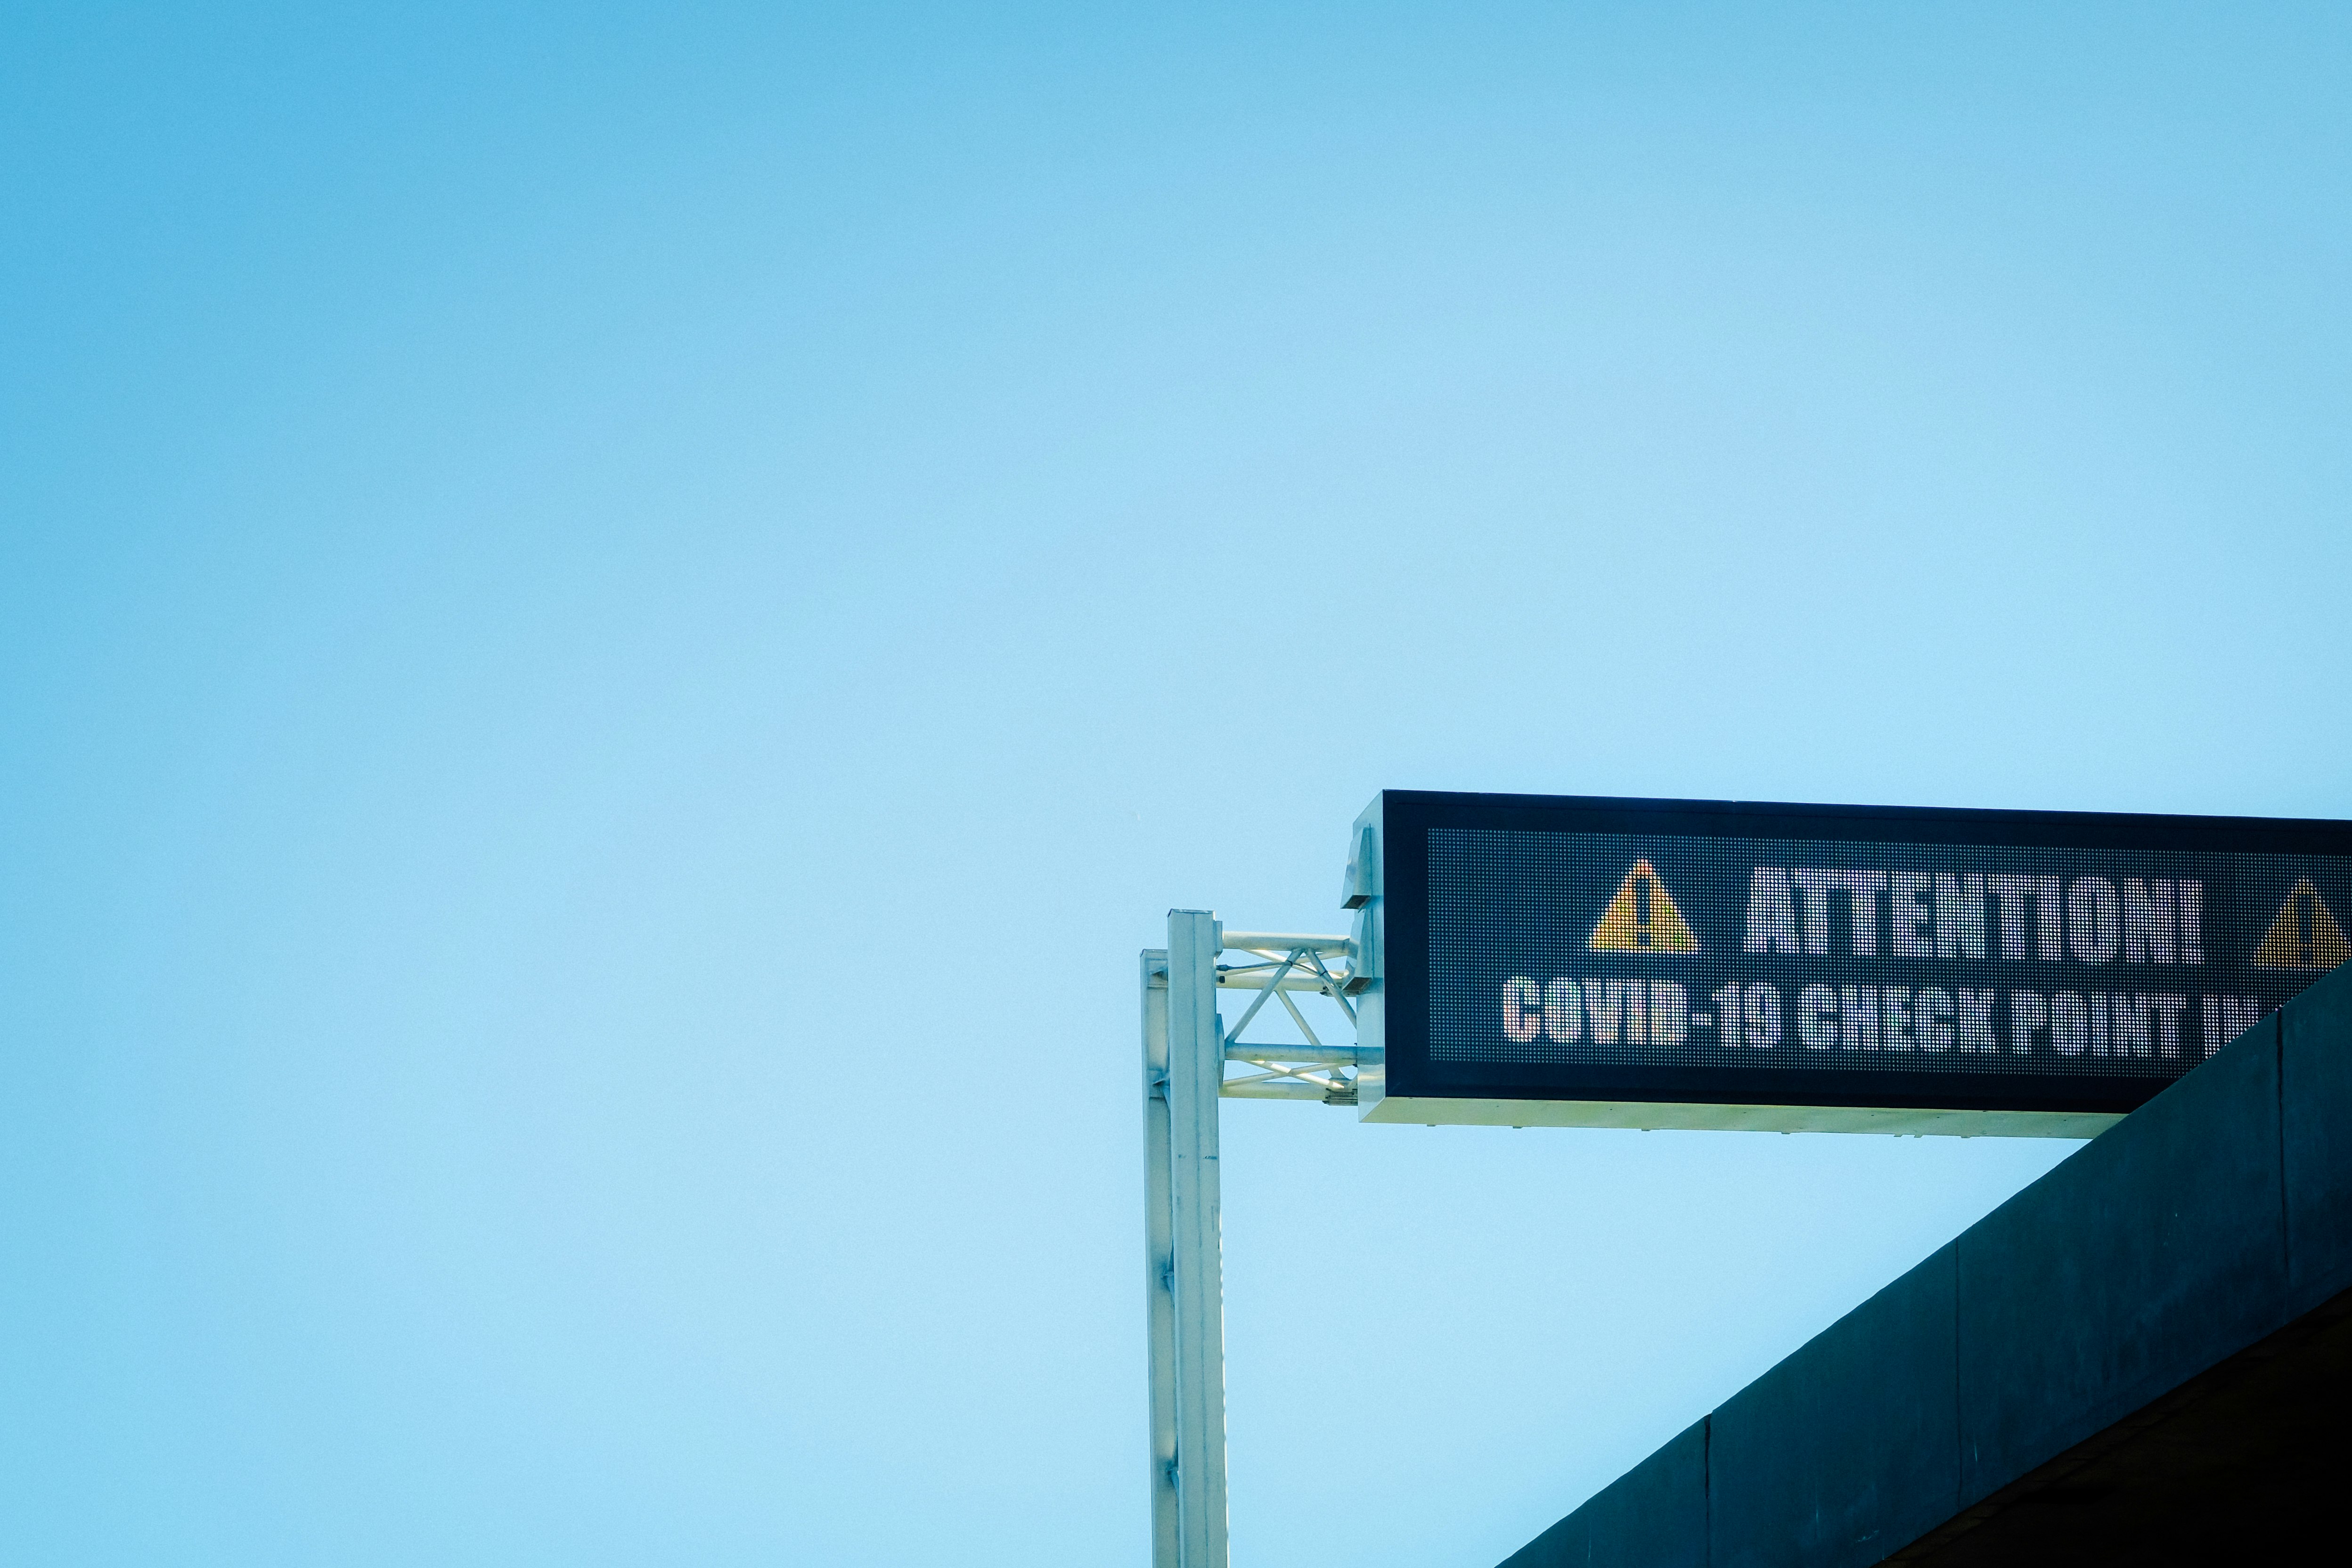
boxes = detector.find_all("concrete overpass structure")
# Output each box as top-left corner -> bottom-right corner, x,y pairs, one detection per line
1502,964 -> 2352,1567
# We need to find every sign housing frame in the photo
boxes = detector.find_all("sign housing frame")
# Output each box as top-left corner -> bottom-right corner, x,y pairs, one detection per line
1347,789 -> 2352,1137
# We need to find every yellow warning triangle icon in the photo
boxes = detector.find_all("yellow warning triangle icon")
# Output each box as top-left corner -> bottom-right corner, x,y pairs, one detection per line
1590,859 -> 1701,954
2253,878 -> 2352,971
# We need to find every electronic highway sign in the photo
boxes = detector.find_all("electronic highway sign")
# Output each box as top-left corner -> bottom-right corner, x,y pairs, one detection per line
1344,791 -> 2352,1135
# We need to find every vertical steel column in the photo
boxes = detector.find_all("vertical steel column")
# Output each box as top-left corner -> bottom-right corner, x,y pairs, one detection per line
1139,947 -> 1181,1566
1143,909 -> 1229,1568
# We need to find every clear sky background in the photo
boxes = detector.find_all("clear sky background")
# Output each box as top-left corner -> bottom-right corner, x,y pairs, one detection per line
5,4 -> 2348,1565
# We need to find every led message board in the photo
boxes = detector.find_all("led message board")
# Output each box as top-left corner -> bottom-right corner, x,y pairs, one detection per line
1346,792 -> 2352,1135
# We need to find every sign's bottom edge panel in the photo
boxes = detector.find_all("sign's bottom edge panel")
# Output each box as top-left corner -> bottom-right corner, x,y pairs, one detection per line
1359,1094 -> 2122,1138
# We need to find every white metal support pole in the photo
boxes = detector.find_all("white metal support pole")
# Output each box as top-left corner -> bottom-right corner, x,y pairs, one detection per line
1143,908 -> 1229,1568
1139,947 -> 1181,1565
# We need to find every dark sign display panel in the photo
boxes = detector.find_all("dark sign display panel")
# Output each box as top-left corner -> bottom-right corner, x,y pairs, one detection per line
1359,791 -> 2352,1128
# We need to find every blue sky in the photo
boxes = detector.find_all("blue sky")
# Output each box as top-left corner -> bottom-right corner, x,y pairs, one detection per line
5,5 -> 2348,1564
